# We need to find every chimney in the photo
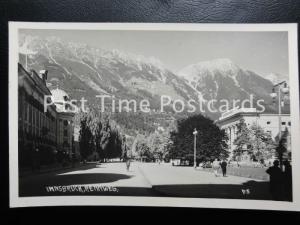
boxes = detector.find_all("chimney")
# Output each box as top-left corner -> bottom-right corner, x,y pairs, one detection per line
39,70 -> 48,84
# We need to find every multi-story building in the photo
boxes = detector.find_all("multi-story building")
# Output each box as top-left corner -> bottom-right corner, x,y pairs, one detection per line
50,88 -> 75,155
18,63 -> 75,167
215,107 -> 291,161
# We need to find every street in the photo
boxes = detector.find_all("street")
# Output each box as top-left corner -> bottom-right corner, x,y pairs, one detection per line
19,162 -> 271,200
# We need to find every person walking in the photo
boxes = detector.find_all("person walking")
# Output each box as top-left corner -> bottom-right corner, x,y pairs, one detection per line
266,160 -> 284,201
126,159 -> 131,172
220,160 -> 227,177
212,158 -> 220,177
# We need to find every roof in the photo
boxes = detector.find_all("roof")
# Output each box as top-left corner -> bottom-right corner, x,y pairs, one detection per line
216,107 -> 290,124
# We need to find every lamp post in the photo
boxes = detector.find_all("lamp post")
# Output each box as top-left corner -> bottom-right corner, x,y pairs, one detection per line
193,128 -> 198,169
270,81 -> 289,168
270,81 -> 289,140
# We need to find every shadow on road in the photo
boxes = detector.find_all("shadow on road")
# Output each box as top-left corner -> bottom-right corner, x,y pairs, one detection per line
53,173 -> 132,185
152,180 -> 273,200
20,163 -> 99,178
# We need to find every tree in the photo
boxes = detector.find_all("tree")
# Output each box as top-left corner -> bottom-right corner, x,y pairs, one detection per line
132,134 -> 153,161
95,118 -> 104,161
169,114 -> 228,163
121,135 -> 128,161
79,116 -> 94,161
148,131 -> 170,161
233,119 -> 252,161
107,124 -> 123,159
276,127 -> 289,168
76,106 -> 126,162
250,123 -> 276,162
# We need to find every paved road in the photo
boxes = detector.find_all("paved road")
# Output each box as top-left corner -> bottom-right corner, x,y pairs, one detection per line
19,162 -> 155,196
139,163 -> 271,200
19,162 -> 271,200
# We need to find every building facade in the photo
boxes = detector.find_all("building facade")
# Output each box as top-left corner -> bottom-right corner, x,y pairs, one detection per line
216,107 -> 291,161
18,63 -> 75,168
50,88 -> 75,155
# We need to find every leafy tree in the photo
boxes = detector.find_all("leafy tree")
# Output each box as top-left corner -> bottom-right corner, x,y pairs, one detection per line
107,124 -> 123,159
131,134 -> 153,161
250,123 -> 276,162
233,119 -> 252,161
276,127 -> 289,168
137,141 -> 153,161
148,131 -> 170,161
169,114 -> 228,163
99,119 -> 111,161
79,116 -> 94,161
95,118 -> 105,161
121,135 -> 128,161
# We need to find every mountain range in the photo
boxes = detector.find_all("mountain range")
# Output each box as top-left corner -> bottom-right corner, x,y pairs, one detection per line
18,34 -> 290,135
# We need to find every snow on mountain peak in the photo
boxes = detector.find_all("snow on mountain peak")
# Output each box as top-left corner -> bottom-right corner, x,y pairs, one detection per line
178,58 -> 240,82
20,34 -> 167,73
109,49 -> 165,71
19,35 -> 38,55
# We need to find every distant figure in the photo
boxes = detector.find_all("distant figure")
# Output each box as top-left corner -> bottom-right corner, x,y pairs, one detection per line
266,160 -> 284,201
126,159 -> 131,172
212,158 -> 220,177
220,160 -> 227,177
283,160 -> 292,201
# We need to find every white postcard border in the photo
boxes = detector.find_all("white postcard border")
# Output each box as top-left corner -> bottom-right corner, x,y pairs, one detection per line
9,22 -> 300,211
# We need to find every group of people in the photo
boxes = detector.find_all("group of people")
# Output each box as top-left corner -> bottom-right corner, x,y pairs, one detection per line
266,160 -> 292,201
212,158 -> 228,177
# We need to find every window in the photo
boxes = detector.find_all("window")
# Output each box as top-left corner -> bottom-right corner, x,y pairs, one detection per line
267,121 -> 271,125
282,122 -> 286,125
35,110 -> 38,127
64,120 -> 68,126
24,102 -> 28,122
37,112 -> 40,127
288,122 -> 291,126
64,129 -> 68,137
29,105 -> 32,123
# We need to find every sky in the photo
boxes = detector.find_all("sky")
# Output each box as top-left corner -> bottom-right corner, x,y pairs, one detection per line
20,29 -> 289,76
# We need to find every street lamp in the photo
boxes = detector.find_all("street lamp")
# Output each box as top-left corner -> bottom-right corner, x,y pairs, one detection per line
193,128 -> 198,169
270,81 -> 289,141
270,81 -> 289,169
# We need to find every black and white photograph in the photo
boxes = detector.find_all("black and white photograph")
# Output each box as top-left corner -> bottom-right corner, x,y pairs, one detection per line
8,22 -> 300,210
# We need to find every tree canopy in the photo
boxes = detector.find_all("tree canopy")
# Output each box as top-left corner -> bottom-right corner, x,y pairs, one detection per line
233,119 -> 277,162
78,110 -> 126,161
168,114 -> 229,162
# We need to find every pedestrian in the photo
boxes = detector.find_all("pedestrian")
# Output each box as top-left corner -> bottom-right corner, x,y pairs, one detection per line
212,158 -> 220,177
266,160 -> 284,201
126,159 -> 131,172
283,160 -> 292,201
220,159 -> 227,177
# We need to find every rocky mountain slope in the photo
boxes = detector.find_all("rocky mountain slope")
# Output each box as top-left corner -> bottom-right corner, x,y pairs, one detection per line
18,34 -> 290,135
178,58 -> 289,115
